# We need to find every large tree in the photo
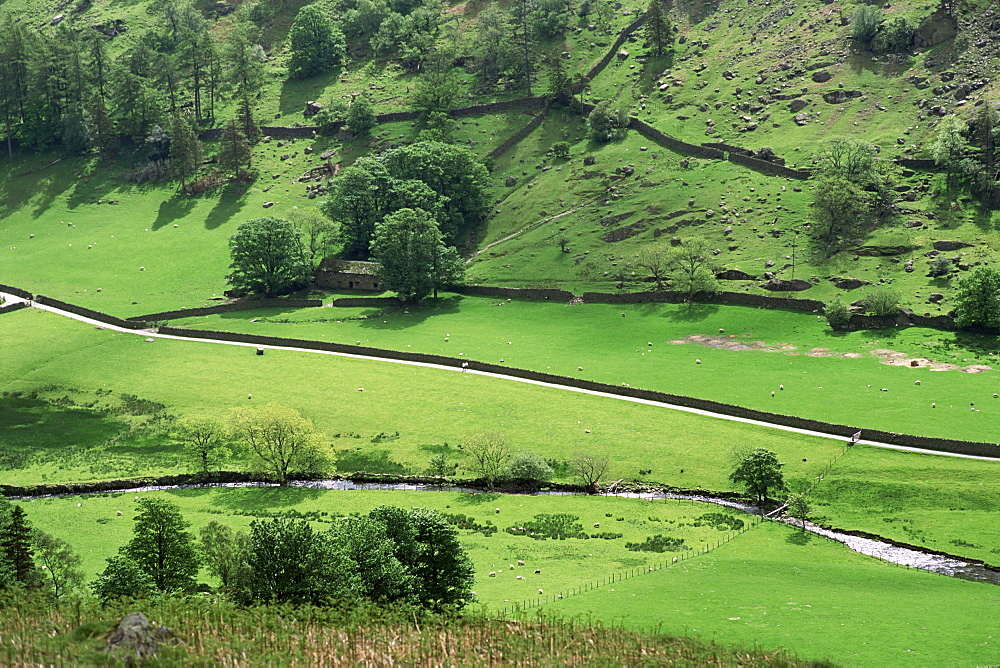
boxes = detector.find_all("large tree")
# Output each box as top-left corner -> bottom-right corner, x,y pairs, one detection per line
667,239 -> 718,300
168,111 -> 203,192
199,521 -> 248,591
643,0 -> 674,57
227,217 -> 312,296
380,141 -> 492,243
233,518 -> 360,605
321,158 -> 441,257
121,498 -> 201,593
32,530 -> 84,604
729,447 -> 785,506
287,5 -> 346,79
173,416 -> 230,473
1,505 -> 37,585
954,267 -> 1000,330
586,101 -> 629,143
367,506 -> 474,610
218,119 -> 252,180
370,208 -> 465,302
463,432 -> 511,489
227,403 -> 333,481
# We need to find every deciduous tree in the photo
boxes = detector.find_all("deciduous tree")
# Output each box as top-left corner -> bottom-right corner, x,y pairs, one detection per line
287,5 -> 346,79
173,416 -> 230,473
370,208 -> 465,302
121,498 -> 200,593
32,530 -> 84,604
463,432 -> 511,489
729,447 -> 785,506
227,403 -> 333,481
227,217 -> 312,297
954,267 -> 1000,329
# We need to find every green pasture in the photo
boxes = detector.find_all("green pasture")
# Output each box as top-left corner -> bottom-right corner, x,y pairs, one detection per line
18,487 -> 750,604
811,444 -> 1000,567
546,521 -> 1000,667
0,307 -> 838,489
173,292 -> 1000,444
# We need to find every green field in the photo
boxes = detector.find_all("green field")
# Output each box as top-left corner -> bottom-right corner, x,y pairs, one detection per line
547,521 -> 1000,667
18,486 -> 1000,666
171,293 -> 1000,443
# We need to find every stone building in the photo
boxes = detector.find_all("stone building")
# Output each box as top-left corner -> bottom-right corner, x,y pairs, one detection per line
314,259 -> 382,291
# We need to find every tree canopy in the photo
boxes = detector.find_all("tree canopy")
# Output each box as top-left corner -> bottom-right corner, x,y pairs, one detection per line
287,5 -> 346,79
369,208 -> 465,302
954,267 -> 1000,329
121,498 -> 201,593
227,217 -> 312,297
729,448 -> 785,506
227,403 -> 333,481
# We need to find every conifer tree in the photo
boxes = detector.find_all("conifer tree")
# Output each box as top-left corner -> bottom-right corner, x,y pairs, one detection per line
169,111 -> 203,192
218,118 -> 252,180
2,505 -> 37,585
643,0 -> 674,58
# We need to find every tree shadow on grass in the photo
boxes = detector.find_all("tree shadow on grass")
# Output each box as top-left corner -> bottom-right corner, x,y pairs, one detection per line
453,491 -> 502,506
357,295 -> 463,329
786,530 -> 811,546
335,448 -> 408,474
660,303 -> 720,322
152,193 -> 197,230
210,485 -> 324,511
204,181 -> 252,230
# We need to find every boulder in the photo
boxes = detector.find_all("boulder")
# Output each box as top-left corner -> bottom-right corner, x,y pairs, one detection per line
913,7 -> 958,47
760,278 -> 812,291
505,176 -> 518,187
833,278 -> 868,290
583,155 -> 596,166
105,612 -> 176,664
617,49 -> 629,60
304,101 -> 322,117
811,70 -> 832,83
716,268 -> 756,281
793,113 -> 810,125
954,84 -> 972,101
789,99 -> 809,113
933,240 -> 974,251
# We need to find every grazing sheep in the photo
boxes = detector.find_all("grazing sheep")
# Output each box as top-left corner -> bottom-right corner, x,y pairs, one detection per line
77,503 -> 82,507
517,560 -> 525,566
509,564 -> 515,570
771,391 -> 775,397
594,522 -> 600,528
672,557 -> 678,563
489,572 -> 496,577
534,569 -> 541,574
496,508 -> 501,514
881,388 -> 888,392
116,511 -> 123,516
915,380 -> 921,385
932,403 -> 936,408
779,385 -> 784,390
695,359 -> 702,364
516,576 -> 525,580
578,366 -> 584,370
248,393 -> 252,399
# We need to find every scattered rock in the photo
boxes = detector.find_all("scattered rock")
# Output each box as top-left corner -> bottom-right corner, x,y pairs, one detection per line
933,240 -> 974,251
760,278 -> 812,291
833,278 -> 869,290
105,612 -> 177,664
716,269 -> 756,281
811,70 -> 831,83
304,101 -> 322,117
789,99 -> 809,113
505,176 -> 518,187
617,49 -> 629,60
263,201 -> 275,208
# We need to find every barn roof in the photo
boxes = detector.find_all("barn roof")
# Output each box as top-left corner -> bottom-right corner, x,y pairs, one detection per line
317,259 -> 381,275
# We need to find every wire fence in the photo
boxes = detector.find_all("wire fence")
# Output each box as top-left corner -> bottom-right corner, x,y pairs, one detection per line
499,507 -> 769,617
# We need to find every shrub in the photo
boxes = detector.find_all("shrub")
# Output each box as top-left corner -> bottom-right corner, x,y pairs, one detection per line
862,288 -> 901,316
122,160 -> 169,184
625,534 -> 686,552
851,6 -> 883,48
552,141 -> 570,158
872,16 -> 913,54
824,297 -> 852,328
505,451 -> 554,483
928,256 -> 952,277
586,102 -> 629,143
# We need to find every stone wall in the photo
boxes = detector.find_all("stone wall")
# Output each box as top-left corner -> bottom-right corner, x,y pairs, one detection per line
449,285 -> 576,301
33,295 -> 151,329
129,299 -> 323,322
155,325 -> 1000,459
727,151 -> 811,179
0,283 -> 33,300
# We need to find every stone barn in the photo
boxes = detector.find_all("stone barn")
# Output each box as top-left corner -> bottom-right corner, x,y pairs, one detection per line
314,259 -> 382,291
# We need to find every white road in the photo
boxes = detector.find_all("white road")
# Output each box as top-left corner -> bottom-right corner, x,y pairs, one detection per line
3,291 -> 998,462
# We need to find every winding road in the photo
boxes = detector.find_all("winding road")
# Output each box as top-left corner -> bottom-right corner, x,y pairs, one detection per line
4,290 -> 998,462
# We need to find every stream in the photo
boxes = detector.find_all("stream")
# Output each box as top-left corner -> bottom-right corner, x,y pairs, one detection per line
17,479 -> 1000,586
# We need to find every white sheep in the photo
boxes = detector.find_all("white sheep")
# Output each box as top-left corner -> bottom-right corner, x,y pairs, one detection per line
881,388 -> 888,392
538,589 -> 543,594
695,359 -> 702,364
672,557 -> 678,563
771,391 -> 775,397
516,560 -> 525,566
516,575 -> 525,580
496,508 -> 501,514
779,384 -> 784,390
77,503 -> 82,507
915,381 -> 921,385
116,511 -> 123,516
248,393 -> 252,399
932,403 -> 936,408
594,522 -> 600,528
489,571 -> 496,577
509,564 -> 515,570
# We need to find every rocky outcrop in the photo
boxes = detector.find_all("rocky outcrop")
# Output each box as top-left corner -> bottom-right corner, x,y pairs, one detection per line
933,240 -> 974,251
760,279 -> 812,291
716,269 -> 757,281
